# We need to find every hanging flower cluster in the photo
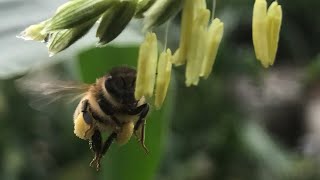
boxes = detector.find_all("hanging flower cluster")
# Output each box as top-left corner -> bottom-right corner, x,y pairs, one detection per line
18,0 -> 183,56
19,0 -> 283,108
135,0 -> 224,108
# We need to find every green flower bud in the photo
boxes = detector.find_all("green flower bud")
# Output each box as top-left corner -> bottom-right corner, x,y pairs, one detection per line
44,0 -> 116,32
143,0 -> 183,31
96,0 -> 137,45
47,19 -> 97,56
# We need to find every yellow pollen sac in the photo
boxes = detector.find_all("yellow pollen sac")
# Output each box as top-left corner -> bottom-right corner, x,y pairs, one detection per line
252,0 -> 282,68
155,49 -> 172,109
267,1 -> 282,66
200,18 -> 224,79
173,0 -> 206,66
135,32 -> 158,100
185,8 -> 210,86
74,112 -> 94,140
173,0 -> 193,66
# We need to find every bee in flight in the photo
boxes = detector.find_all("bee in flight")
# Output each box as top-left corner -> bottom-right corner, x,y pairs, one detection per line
18,66 -> 150,171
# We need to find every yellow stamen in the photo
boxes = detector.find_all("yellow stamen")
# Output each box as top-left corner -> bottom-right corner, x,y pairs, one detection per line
135,32 -> 158,100
155,49 -> 172,109
185,8 -> 210,86
200,18 -> 224,79
267,1 -> 282,66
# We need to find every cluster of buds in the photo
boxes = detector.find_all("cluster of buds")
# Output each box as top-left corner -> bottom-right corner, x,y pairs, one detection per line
18,0 -> 183,56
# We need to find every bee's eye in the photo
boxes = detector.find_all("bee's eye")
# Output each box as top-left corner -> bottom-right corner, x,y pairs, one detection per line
114,77 -> 125,89
131,78 -> 136,87
121,77 -> 127,87
106,76 -> 112,83
105,76 -> 114,91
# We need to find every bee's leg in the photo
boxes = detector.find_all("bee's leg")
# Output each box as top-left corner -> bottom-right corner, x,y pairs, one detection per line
90,132 -> 117,171
101,132 -> 117,155
89,130 -> 102,171
127,103 -> 148,115
134,104 -> 149,154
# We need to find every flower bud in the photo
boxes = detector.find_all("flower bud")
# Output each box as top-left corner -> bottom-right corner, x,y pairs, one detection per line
135,32 -> 158,100
47,19 -> 96,56
97,0 -> 137,45
143,0 -> 183,31
17,20 -> 48,42
44,0 -> 116,32
135,0 -> 156,18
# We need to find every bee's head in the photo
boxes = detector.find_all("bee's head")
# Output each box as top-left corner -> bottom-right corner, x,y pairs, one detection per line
104,66 -> 137,106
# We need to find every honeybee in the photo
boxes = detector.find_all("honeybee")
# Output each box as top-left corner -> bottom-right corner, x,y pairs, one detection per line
17,66 -> 150,171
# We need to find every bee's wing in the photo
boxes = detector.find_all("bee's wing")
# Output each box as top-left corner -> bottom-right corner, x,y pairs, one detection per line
15,75 -> 90,111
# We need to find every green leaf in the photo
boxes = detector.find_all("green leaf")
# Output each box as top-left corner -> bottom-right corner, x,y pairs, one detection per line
77,46 -> 174,180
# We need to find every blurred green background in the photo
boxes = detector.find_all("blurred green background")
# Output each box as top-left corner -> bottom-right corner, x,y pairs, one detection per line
1,0 -> 320,179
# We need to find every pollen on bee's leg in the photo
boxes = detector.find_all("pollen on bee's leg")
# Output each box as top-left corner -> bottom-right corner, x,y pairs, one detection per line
74,112 -> 94,140
116,121 -> 134,145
